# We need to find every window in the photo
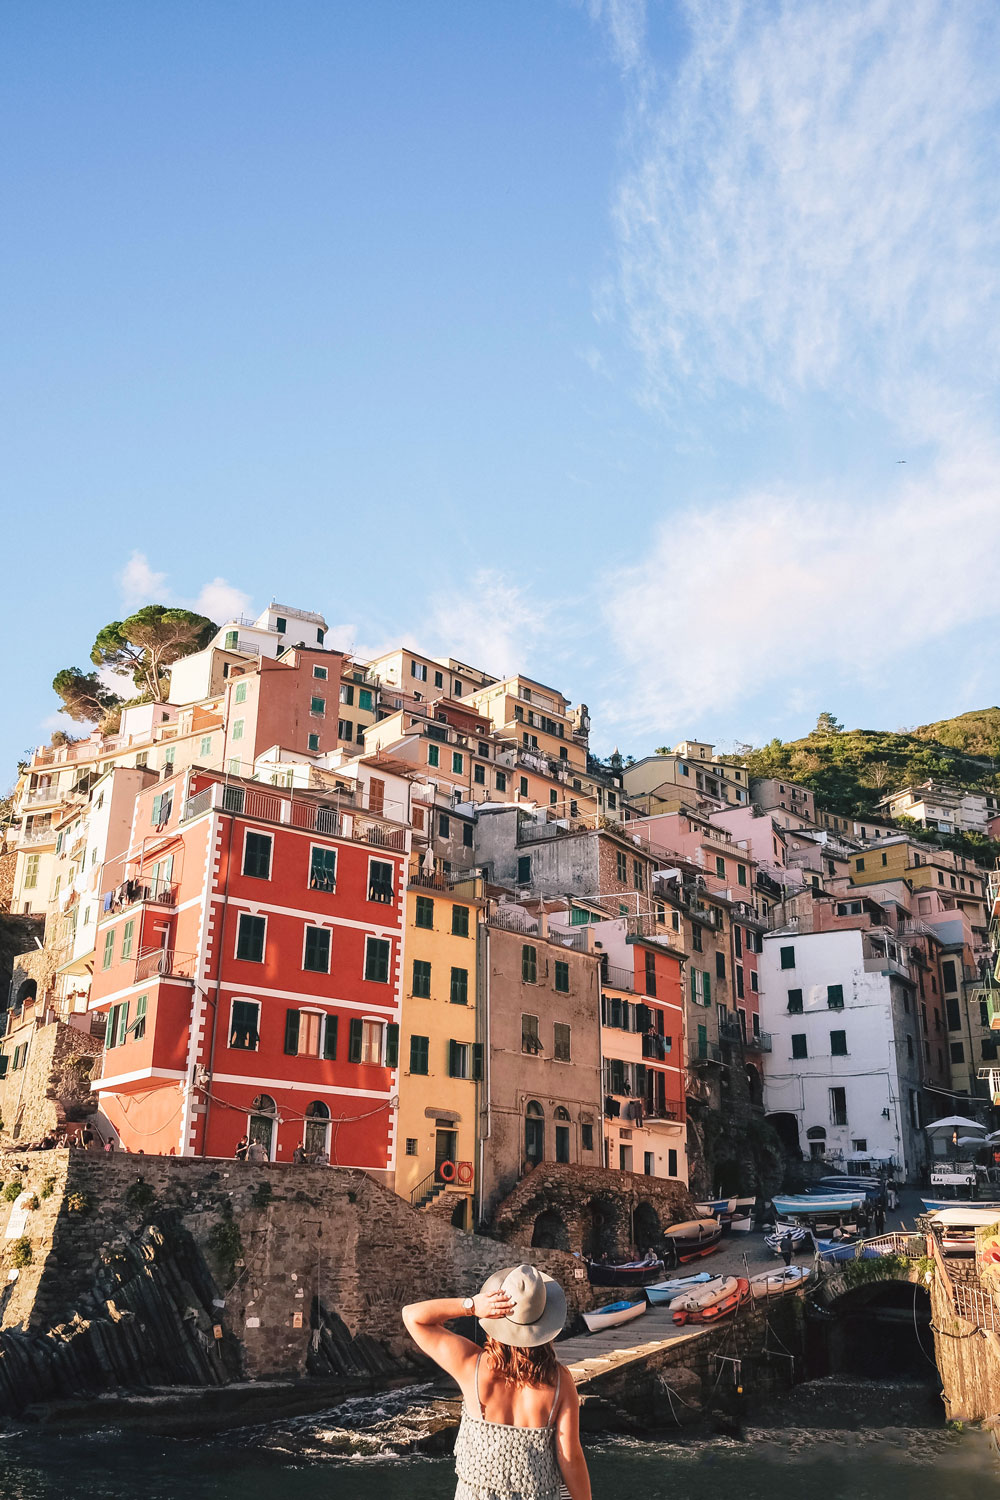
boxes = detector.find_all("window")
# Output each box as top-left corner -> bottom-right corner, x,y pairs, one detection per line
357,687 -> 372,713
553,1022 -> 571,1061
409,1035 -> 429,1074
438,813 -> 450,838
616,850 -> 627,882
309,846 -> 337,892
448,1040 -> 471,1079
554,960 -> 569,993
452,905 -> 470,937
121,918 -> 135,961
736,965 -> 745,999
737,864 -> 747,886
522,1013 -> 540,1053
405,1138 -> 418,1156
633,858 -> 644,891
668,1148 -> 678,1177
411,660 -> 428,681
243,831 -> 272,880
450,967 -> 469,1005
856,858 -> 865,872
495,770 -> 507,792
434,670 -> 444,688
303,926 -> 331,973
231,719 -> 244,742
338,719 -> 353,741
225,630 -> 238,650
312,665 -> 328,681
522,945 -> 537,983
102,929 -> 115,970
830,1030 -> 847,1056
365,937 -> 391,983
200,735 -> 213,756
452,752 -> 463,774
428,744 -> 440,768
275,616 -> 287,633
151,790 -> 173,825
827,984 -> 844,1010
780,946 -> 795,969
715,952 -> 726,980
734,926 -> 743,958
310,697 -> 326,717
106,1002 -> 130,1049
751,971 -> 759,993
644,1151 -> 655,1176
234,680 -> 247,704
829,1087 -> 847,1125
131,994 -> 148,1042
950,1041 -> 965,1063
308,733 -> 320,752
582,1123 -> 594,1152
525,1100 -> 544,1162
787,988 -> 803,1014
791,1033 -> 808,1059
906,1034 -> 914,1059
946,996 -> 962,1030
715,856 -> 726,879
556,1116 -> 571,1164
415,895 -> 434,929
368,860 -> 393,903
691,924 -> 702,953
236,913 -> 266,962
519,776 -> 529,797
942,960 -> 957,991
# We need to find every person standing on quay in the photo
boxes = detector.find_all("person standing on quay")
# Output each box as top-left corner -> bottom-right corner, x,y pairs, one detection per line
403,1264 -> 591,1500
780,1231 -> 795,1267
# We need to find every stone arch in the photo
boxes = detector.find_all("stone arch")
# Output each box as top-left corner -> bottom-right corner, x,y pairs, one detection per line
633,1199 -> 662,1254
530,1207 -> 570,1251
582,1196 -> 619,1260
767,1112 -> 801,1158
745,1062 -> 763,1109
13,978 -> 36,1010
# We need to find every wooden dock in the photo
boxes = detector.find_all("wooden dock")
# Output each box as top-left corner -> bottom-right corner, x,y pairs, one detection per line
558,1306 -> 710,1386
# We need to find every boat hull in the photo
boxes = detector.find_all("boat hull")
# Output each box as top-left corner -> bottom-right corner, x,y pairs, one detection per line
750,1267 -> 810,1298
644,1272 -> 713,1305
583,1299 -> 647,1333
586,1259 -> 664,1287
672,1277 -> 750,1326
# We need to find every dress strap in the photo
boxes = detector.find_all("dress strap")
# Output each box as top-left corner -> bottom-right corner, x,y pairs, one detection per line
475,1352 -> 486,1418
546,1367 -> 562,1427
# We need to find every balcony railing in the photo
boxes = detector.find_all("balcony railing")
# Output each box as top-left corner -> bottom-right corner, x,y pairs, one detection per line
488,906 -> 539,936
23,786 -> 62,807
745,1030 -> 773,1053
718,1016 -> 745,1043
18,825 -> 57,847
102,877 -> 177,915
134,947 -> 198,982
988,990 -> 1000,1031
182,782 -> 406,852
688,1041 -> 723,1065
601,962 -> 636,993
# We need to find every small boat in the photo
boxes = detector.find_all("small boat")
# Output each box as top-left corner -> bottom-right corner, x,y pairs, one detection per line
928,1206 -> 1000,1256
816,1237 -> 861,1263
586,1257 -> 664,1287
695,1198 -> 736,1217
764,1222 -> 812,1254
644,1271 -> 713,1305
920,1197 -> 989,1213
729,1214 -> 753,1233
583,1298 -> 647,1333
663,1218 -> 723,1263
672,1276 -> 749,1326
772,1193 -> 865,1217
750,1266 -> 810,1299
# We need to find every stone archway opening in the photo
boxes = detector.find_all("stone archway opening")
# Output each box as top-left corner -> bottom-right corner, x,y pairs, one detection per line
530,1207 -> 569,1251
767,1112 -> 801,1158
633,1200 -> 661,1254
745,1063 -> 763,1109
582,1197 -> 618,1261
811,1282 -> 935,1383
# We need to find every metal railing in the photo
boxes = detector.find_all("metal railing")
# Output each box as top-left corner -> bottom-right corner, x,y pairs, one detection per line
601,963 -> 636,993
23,786 -> 62,807
102,877 -> 177,913
182,782 -> 404,851
134,948 -> 198,982
18,825 -> 57,847
746,1030 -> 773,1052
488,907 -> 539,936
688,1041 -> 723,1065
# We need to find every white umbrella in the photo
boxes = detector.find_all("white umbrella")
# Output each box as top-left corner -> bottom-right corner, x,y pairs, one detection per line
925,1116 -> 987,1133
956,1136 -> 988,1147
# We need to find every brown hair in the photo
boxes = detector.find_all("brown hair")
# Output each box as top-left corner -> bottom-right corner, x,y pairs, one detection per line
483,1335 -> 559,1389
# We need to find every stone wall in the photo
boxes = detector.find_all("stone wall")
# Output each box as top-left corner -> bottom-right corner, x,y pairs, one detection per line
0,1151 -> 598,1411
0,1017 -> 103,1143
928,1255 -> 1000,1424
491,1161 -> 695,1259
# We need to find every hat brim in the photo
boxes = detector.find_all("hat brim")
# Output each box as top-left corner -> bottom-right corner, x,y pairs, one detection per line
477,1266 -> 567,1348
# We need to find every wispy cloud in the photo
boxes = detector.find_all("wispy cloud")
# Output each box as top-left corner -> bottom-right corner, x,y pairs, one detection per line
592,1 -> 1000,735
425,569 -> 551,681
118,551 -> 250,626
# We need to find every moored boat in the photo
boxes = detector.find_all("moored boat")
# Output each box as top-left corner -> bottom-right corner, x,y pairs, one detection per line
816,1237 -> 861,1262
750,1266 -> 810,1298
663,1218 -> 723,1263
644,1271 -> 714,1305
772,1193 -> 865,1217
586,1257 -> 664,1287
582,1298 -> 647,1333
672,1276 -> 749,1325
695,1198 -> 736,1217
764,1222 -> 812,1255
927,1205 -> 1000,1256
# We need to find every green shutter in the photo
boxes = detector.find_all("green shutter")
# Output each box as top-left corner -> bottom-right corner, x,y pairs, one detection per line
323,1015 -> 338,1059
472,1042 -> 484,1080
102,929 -> 115,969
348,1017 -> 363,1063
448,1039 -> 461,1078
384,1022 -> 399,1068
702,971 -> 711,1006
152,793 -> 162,824
284,1009 -> 300,1055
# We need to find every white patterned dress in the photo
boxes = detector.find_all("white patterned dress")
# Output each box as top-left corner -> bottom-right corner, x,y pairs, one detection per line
453,1357 -> 563,1500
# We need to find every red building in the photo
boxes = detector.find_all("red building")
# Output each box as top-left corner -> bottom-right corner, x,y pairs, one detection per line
88,768 -> 408,1178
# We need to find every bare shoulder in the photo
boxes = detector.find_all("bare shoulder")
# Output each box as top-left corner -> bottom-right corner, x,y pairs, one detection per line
557,1365 -> 579,1408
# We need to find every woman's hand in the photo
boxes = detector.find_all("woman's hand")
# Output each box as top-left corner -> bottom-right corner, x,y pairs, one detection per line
473,1287 -> 516,1320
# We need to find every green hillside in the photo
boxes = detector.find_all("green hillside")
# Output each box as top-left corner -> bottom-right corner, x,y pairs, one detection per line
739,708 -> 1000,864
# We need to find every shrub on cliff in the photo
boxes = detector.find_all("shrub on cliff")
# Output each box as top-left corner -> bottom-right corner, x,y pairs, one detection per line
3,1180 -> 24,1202
9,1237 -> 31,1268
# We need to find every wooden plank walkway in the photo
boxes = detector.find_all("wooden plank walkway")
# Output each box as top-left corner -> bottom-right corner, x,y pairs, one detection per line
558,1307 -> 709,1386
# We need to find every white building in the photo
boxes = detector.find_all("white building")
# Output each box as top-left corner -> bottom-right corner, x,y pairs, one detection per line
168,601 -> 330,705
760,926 -> 927,1180
879,781 -> 996,837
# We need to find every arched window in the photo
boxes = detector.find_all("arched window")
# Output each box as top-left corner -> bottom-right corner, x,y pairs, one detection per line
525,1100 -> 544,1166
806,1125 -> 826,1139
554,1106 -> 570,1120
304,1100 -> 331,1161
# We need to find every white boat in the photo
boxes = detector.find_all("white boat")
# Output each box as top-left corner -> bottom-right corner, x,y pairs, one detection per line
582,1298 -> 647,1333
644,1272 -> 714,1305
928,1205 -> 1000,1255
730,1213 -> 753,1233
772,1193 -> 864,1217
695,1198 -> 736,1216
749,1266 -> 811,1299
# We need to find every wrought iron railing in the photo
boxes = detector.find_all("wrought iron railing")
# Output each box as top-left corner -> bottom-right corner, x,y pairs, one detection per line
134,947 -> 198,982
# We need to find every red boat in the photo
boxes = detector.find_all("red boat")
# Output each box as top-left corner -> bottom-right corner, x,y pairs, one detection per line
672,1275 -> 750,1326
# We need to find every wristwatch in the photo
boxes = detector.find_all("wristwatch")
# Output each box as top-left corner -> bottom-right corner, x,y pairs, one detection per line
462,1296 -> 475,1312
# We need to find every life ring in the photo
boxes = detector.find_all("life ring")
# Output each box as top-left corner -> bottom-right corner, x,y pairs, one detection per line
439,1160 -> 456,1182
457,1161 -> 474,1185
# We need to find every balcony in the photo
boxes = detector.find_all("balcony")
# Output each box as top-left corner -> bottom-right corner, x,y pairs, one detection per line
134,947 -> 197,983
863,953 -> 911,981
688,1041 -> 723,1066
718,1016 -> 745,1044
18,825 -> 57,847
745,1030 -> 773,1053
23,786 -> 62,808
182,781 -> 406,853
601,962 -> 636,993
988,990 -> 1000,1031
102,877 -> 177,915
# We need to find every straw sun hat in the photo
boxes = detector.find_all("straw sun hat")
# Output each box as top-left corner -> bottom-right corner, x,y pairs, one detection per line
477,1263 -> 567,1348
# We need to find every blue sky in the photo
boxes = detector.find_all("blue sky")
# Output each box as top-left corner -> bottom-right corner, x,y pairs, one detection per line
3,0 -> 1000,779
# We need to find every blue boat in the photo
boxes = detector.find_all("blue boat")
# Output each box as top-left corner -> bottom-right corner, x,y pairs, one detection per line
644,1272 -> 713,1305
772,1193 -> 864,1217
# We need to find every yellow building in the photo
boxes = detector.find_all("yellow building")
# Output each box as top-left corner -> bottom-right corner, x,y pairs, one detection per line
395,871 -> 484,1228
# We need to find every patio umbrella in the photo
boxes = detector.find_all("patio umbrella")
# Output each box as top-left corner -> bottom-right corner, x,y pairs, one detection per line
925,1116 -> 987,1133
956,1136 -> 988,1147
